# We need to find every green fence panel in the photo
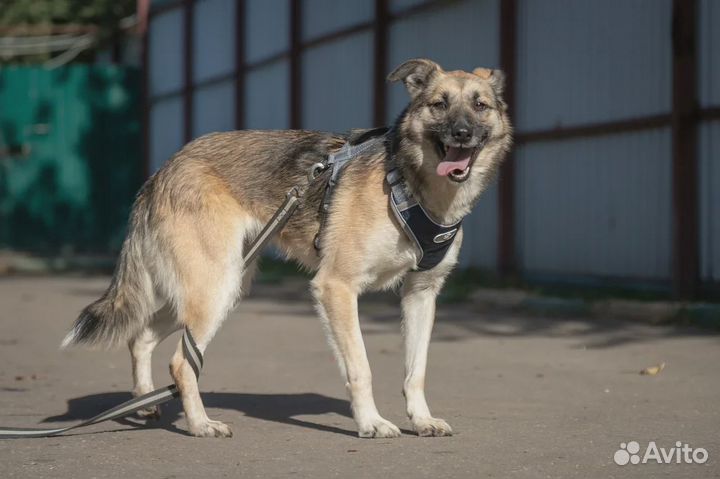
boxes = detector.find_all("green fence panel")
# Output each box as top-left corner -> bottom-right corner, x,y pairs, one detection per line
0,65 -> 142,254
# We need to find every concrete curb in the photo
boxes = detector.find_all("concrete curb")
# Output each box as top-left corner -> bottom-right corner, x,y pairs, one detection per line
469,288 -> 720,329
0,252 -> 115,275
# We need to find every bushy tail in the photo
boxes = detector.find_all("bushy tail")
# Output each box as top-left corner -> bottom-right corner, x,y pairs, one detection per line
62,220 -> 155,349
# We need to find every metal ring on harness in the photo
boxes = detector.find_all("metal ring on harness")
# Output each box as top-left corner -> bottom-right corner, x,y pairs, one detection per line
308,162 -> 327,182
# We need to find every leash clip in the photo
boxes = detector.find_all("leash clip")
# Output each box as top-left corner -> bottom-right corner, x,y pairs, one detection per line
308,162 -> 327,182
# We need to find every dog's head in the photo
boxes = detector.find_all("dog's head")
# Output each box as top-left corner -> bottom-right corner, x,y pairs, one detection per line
388,59 -> 511,183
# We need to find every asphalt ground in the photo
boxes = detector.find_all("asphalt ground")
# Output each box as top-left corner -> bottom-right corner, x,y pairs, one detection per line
1,276 -> 718,478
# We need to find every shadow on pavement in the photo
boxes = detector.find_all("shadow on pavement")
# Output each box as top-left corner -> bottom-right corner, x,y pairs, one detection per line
42,391 -> 356,437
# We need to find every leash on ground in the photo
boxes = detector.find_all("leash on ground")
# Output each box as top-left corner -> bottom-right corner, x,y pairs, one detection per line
0,163 -> 328,439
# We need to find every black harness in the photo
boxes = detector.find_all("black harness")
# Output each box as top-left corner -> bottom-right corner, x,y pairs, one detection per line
315,133 -> 461,271
385,168 -> 461,271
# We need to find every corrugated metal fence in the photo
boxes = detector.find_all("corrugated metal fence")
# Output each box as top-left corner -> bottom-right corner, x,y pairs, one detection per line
144,0 -> 719,293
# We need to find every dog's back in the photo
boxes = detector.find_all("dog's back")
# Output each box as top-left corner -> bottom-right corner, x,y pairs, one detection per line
62,129 -> 345,350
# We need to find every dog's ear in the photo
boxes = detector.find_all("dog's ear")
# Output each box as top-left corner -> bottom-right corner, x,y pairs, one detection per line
473,67 -> 505,95
387,59 -> 441,99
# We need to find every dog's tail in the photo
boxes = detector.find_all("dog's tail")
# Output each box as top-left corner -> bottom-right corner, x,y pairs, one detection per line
62,206 -> 155,350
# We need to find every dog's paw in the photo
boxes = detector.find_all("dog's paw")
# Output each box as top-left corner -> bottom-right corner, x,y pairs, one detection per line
357,416 -> 401,439
189,419 -> 233,438
135,405 -> 161,420
413,417 -> 453,437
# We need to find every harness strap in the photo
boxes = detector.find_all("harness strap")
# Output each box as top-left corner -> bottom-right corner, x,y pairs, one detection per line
0,328 -> 202,439
314,136 -> 384,251
387,168 -> 462,271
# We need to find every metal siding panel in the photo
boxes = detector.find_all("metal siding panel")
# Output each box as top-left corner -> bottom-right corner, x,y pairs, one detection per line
387,0 -> 500,122
302,31 -> 373,132
699,120 -> 720,280
150,95 -> 184,172
458,181 -> 499,269
193,0 -> 236,83
516,129 -> 672,279
192,80 -> 236,137
516,0 -> 671,131
302,0 -> 374,41
246,0 -> 290,63
245,60 -> 290,129
389,0 -> 428,13
699,0 -> 720,107
149,9 -> 184,96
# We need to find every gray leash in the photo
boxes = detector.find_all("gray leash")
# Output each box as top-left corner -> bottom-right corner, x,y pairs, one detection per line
0,167 -> 326,439
0,328 -> 201,439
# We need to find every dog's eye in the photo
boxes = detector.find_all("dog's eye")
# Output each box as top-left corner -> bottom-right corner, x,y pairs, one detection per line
475,100 -> 489,112
430,101 -> 447,110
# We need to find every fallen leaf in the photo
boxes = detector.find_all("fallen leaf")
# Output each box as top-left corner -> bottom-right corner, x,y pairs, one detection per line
640,362 -> 666,376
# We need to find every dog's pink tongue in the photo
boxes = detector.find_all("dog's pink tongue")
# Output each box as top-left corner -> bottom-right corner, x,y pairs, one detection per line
436,147 -> 472,176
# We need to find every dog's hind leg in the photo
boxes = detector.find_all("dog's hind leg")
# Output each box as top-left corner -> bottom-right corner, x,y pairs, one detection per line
169,270 -> 241,437
129,304 -> 180,419
163,204 -> 251,438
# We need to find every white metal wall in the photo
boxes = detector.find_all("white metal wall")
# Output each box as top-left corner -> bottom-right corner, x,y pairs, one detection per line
515,0 -> 673,280
245,0 -> 289,63
699,0 -> 720,281
302,0 -> 373,41
302,30 -> 374,132
387,0 -> 500,120
192,0 -> 236,138
148,7 -> 184,172
516,129 -> 672,279
516,0 -> 671,131
245,0 -> 290,130
245,60 -> 290,130
193,0 -> 235,83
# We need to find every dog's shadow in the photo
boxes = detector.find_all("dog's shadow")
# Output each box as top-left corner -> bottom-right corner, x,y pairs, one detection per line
43,391 -> 357,437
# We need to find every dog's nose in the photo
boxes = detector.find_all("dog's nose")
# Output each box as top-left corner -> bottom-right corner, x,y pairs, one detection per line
452,127 -> 472,143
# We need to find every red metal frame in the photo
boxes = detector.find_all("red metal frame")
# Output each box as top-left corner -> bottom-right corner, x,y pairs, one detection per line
182,0 -> 194,143
671,0 -> 699,298
289,0 -> 302,129
373,0 -> 389,127
140,1 -> 150,177
498,0 -> 517,277
235,0 -> 246,130
515,114 -> 672,144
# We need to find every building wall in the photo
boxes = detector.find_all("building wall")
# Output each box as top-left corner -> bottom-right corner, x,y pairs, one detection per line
146,0 -> 719,290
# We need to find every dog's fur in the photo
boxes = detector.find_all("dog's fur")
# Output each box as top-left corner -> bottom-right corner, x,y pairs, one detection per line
63,59 -> 512,438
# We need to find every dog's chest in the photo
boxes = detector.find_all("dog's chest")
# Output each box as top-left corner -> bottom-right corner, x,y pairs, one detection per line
360,218 -> 419,291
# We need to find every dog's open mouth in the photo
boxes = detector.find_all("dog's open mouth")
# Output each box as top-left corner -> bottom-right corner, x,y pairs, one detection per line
435,143 -> 479,183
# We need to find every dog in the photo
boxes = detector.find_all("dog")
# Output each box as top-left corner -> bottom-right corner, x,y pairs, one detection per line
62,58 -> 512,438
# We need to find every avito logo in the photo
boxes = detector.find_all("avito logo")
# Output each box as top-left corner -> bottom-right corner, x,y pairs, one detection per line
614,441 -> 709,466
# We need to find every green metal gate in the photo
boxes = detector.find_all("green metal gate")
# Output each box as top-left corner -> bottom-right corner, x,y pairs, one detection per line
0,65 -> 142,254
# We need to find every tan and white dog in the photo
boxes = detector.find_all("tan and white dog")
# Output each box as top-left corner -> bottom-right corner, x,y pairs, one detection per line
63,59 -> 512,438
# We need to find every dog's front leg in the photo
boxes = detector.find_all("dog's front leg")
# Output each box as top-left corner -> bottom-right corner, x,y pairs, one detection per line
312,275 -> 401,438
401,272 -> 453,436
